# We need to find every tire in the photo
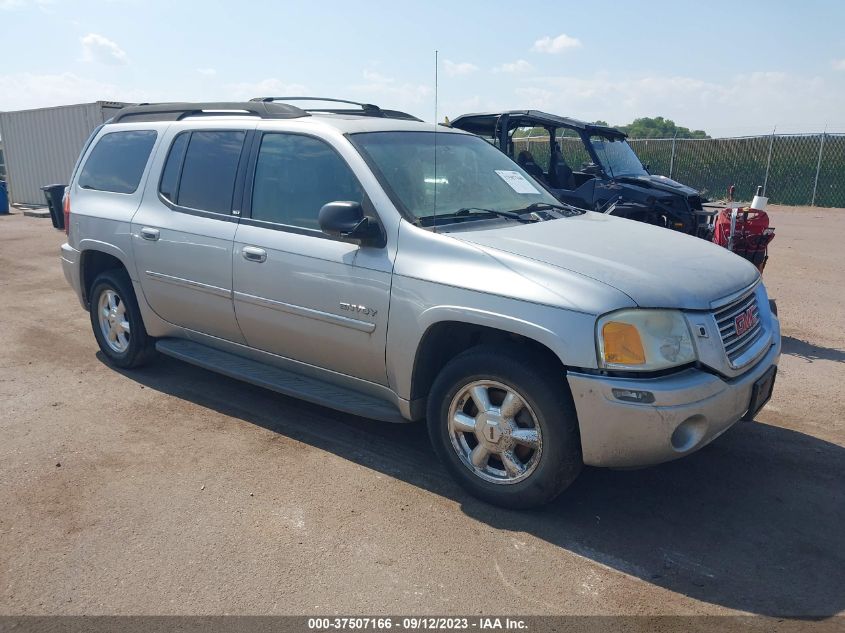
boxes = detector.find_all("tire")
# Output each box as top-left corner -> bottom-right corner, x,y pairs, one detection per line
426,344 -> 582,509
89,269 -> 156,369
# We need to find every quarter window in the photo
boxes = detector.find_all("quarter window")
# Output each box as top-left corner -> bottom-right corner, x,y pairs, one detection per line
78,130 -> 157,194
251,133 -> 364,229
175,131 -> 246,214
158,132 -> 189,202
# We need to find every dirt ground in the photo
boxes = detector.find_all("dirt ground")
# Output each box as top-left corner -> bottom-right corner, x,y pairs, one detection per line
0,205 -> 842,619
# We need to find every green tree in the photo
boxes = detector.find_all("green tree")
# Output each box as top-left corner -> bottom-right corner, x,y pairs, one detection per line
616,116 -> 709,139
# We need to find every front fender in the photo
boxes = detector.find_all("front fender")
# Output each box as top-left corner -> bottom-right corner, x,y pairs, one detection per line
416,304 -> 563,361
385,274 -> 600,402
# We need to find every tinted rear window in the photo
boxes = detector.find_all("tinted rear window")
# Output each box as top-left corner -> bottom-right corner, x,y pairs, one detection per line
176,131 -> 245,214
78,130 -> 157,194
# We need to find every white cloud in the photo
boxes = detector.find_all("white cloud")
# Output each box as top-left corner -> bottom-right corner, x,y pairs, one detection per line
196,68 -> 217,76
494,59 -> 534,73
227,78 -> 309,100
357,81 -> 430,103
532,33 -> 581,54
442,60 -> 479,77
80,33 -> 128,65
833,59 -> 845,71
362,69 -> 394,84
0,72 -> 146,110
349,69 -> 431,117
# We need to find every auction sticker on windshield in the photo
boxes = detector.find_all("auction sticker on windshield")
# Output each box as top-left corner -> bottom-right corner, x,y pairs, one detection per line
495,170 -> 540,194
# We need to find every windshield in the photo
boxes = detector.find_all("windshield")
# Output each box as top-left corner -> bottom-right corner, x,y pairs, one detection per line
350,131 -> 561,224
588,136 -> 647,178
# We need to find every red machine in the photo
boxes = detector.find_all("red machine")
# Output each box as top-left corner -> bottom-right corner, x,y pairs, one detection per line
712,188 -> 775,272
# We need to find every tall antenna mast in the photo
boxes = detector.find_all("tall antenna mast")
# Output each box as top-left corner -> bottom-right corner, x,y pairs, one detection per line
433,49 -> 438,232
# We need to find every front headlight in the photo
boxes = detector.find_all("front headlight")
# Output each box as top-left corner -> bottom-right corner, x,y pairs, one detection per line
597,309 -> 695,371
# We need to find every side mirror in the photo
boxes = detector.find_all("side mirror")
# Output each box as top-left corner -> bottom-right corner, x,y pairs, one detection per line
318,201 -> 384,247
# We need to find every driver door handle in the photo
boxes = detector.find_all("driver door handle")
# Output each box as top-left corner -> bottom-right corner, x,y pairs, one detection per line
242,246 -> 267,263
140,227 -> 160,241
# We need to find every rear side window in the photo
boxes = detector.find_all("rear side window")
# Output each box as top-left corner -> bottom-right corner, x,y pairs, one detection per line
174,131 -> 246,214
78,130 -> 157,194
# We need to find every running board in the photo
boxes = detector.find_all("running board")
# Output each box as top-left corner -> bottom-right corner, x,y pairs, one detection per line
155,338 -> 406,423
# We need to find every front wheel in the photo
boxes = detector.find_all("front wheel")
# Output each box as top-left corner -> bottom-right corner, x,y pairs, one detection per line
427,345 -> 582,509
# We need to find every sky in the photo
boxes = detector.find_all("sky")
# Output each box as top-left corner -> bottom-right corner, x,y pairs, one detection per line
2,0 -> 844,137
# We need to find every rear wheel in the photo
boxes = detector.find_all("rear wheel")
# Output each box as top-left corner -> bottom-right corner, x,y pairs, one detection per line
427,345 -> 582,508
89,269 -> 155,368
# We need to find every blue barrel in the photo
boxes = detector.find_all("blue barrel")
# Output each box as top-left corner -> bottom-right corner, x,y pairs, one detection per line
0,181 -> 9,215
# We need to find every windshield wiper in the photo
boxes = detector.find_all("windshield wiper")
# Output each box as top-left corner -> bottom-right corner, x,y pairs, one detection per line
452,207 -> 538,223
514,201 -> 587,216
417,206 -> 543,226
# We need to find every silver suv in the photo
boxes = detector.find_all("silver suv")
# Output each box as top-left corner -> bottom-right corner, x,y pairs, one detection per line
60,99 -> 780,508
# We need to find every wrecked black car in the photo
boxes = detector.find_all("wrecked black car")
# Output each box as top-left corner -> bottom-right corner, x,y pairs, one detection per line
449,110 -> 713,238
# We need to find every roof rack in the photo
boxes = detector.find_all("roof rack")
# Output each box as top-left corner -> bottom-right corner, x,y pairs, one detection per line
110,101 -> 309,123
250,96 -> 422,121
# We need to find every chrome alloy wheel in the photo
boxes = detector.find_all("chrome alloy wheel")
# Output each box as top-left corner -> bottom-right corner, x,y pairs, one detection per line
447,380 -> 543,485
97,288 -> 131,354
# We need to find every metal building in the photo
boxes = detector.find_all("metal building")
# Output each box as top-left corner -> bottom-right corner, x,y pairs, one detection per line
0,102 -> 129,206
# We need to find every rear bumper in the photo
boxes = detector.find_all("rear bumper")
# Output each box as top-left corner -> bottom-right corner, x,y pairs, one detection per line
567,333 -> 781,468
60,243 -> 85,309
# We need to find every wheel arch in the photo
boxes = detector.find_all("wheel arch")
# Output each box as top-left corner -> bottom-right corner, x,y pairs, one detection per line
78,241 -> 177,340
407,310 -> 569,419
79,244 -> 131,308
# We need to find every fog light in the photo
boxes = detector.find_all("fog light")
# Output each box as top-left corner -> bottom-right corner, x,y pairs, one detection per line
612,388 -> 655,404
670,416 -> 708,452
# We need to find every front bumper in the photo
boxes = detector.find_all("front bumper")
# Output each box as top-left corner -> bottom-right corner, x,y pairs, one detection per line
567,334 -> 781,468
60,243 -> 85,309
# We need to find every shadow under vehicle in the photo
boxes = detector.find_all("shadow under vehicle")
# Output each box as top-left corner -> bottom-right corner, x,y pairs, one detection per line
106,351 -> 845,620
449,110 -> 714,238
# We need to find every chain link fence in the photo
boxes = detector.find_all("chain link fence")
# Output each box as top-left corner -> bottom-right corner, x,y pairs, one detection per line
513,133 -> 845,208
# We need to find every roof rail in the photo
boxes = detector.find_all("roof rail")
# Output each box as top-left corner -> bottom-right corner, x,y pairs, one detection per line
250,96 -> 422,121
110,101 -> 309,123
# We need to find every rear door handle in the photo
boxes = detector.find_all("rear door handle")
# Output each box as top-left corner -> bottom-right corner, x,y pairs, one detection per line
140,227 -> 160,241
242,246 -> 267,263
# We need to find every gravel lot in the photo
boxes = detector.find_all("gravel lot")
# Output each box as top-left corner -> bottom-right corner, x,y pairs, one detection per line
1,205 -> 843,619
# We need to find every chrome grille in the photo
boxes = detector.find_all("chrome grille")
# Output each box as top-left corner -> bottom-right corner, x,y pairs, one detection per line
714,291 -> 764,365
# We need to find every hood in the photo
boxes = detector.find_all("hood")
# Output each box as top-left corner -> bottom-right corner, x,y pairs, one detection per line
617,174 -> 701,198
452,212 -> 759,310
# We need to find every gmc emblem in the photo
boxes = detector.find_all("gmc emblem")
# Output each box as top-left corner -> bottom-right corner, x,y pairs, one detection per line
734,307 -> 757,337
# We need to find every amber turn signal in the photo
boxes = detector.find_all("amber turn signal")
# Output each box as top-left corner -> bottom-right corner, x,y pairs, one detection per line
602,321 -> 646,365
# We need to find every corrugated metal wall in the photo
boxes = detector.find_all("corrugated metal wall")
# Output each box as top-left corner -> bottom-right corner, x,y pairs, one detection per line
0,102 -> 128,205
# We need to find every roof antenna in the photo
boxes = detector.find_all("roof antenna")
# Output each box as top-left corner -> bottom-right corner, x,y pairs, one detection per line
433,49 -> 438,232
